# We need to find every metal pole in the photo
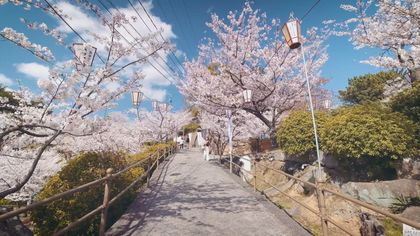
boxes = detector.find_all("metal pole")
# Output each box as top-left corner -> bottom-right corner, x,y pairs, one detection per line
99,168 -> 113,236
229,150 -> 233,173
253,159 -> 257,192
301,45 -> 322,181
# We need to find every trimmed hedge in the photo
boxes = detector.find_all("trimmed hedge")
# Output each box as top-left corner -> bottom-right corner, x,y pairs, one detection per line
276,110 -> 329,156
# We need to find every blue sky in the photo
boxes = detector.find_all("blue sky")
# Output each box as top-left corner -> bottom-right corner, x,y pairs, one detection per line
0,0 -> 383,112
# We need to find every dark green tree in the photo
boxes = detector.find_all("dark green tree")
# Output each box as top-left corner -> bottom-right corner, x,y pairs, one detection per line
0,86 -> 19,113
339,71 -> 400,104
390,81 -> 420,123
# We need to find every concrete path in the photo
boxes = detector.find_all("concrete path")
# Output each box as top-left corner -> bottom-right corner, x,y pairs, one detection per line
107,149 -> 310,236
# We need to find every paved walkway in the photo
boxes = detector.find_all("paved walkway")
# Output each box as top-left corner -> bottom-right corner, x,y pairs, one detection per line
107,149 -> 310,236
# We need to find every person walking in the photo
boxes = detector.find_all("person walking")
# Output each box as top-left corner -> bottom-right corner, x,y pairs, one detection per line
203,139 -> 210,161
179,136 -> 184,149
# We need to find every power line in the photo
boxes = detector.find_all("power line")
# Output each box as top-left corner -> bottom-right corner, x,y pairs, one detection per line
127,0 -> 183,75
301,0 -> 321,20
136,0 -> 186,74
99,0 -> 175,78
167,0 -> 194,54
181,0 -> 199,45
94,0 -> 176,84
43,0 -> 106,64
102,0 -> 181,79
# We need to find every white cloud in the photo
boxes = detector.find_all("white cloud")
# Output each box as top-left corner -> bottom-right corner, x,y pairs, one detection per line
16,62 -> 49,81
53,1 -> 178,103
0,74 -> 13,86
142,85 -> 167,101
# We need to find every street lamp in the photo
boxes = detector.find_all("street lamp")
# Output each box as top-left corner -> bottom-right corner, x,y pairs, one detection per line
131,91 -> 143,120
161,103 -> 169,112
282,19 -> 323,181
282,19 -> 302,49
152,100 -> 159,111
131,91 -> 143,107
243,89 -> 252,103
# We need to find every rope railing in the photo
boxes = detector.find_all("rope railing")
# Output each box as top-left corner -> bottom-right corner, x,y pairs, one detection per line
223,157 -> 420,236
0,144 -> 177,236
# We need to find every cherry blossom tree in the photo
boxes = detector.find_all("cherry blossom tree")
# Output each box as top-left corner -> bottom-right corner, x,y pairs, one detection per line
137,107 -> 192,142
336,0 -> 420,82
0,0 -> 170,199
199,110 -> 265,158
179,2 -> 329,140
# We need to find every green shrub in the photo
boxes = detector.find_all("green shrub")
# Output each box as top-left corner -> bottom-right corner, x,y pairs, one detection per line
276,110 -> 329,156
30,143 -> 175,235
322,103 -> 418,179
181,122 -> 200,134
322,103 -> 418,160
31,152 -> 140,236
390,195 -> 420,214
339,71 -> 400,104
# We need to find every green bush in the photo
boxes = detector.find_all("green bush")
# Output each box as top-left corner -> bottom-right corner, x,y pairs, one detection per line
30,143 -> 175,235
30,152 -> 141,236
276,110 -> 329,156
322,103 -> 418,160
339,71 -> 400,104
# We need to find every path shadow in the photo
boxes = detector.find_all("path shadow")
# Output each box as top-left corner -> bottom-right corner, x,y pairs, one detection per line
107,152 -> 261,236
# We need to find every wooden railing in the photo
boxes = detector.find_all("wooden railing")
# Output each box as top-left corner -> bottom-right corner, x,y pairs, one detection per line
0,144 -> 177,236
225,157 -> 420,236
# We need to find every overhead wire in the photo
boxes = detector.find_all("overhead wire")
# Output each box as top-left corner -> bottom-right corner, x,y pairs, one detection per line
43,0 -> 106,64
102,0 -> 175,76
301,0 -> 321,20
181,0 -> 199,46
102,0 -> 182,80
95,0 -> 176,84
167,0 -> 195,54
126,0 -> 182,76
136,0 -> 186,74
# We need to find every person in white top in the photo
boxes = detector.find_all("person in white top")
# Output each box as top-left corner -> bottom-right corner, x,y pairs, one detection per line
203,139 -> 210,161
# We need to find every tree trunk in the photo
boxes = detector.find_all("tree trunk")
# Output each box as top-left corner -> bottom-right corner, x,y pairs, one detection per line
0,131 -> 61,199
409,68 -> 420,83
269,127 -> 278,149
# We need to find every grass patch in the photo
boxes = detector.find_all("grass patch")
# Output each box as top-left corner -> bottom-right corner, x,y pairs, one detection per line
380,218 -> 402,236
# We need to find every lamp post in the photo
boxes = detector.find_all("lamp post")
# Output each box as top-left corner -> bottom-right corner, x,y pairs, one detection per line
226,109 -> 233,173
152,100 -> 159,111
131,91 -> 143,120
243,89 -> 252,103
282,19 -> 323,181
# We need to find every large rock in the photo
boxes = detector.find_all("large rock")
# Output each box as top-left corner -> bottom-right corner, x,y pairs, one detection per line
341,179 -> 420,208
401,206 -> 420,223
0,207 -> 33,236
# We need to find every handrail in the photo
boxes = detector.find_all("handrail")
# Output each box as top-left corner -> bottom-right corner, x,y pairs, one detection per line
322,187 -> 420,229
255,161 -> 420,229
0,144 -> 176,236
223,157 -> 420,235
0,177 -> 108,221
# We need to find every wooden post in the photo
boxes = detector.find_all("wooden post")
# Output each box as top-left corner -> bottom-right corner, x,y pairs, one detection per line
229,152 -> 233,173
99,168 -> 113,236
147,158 -> 151,187
253,159 -> 257,192
157,151 -> 160,169
316,183 -> 329,236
